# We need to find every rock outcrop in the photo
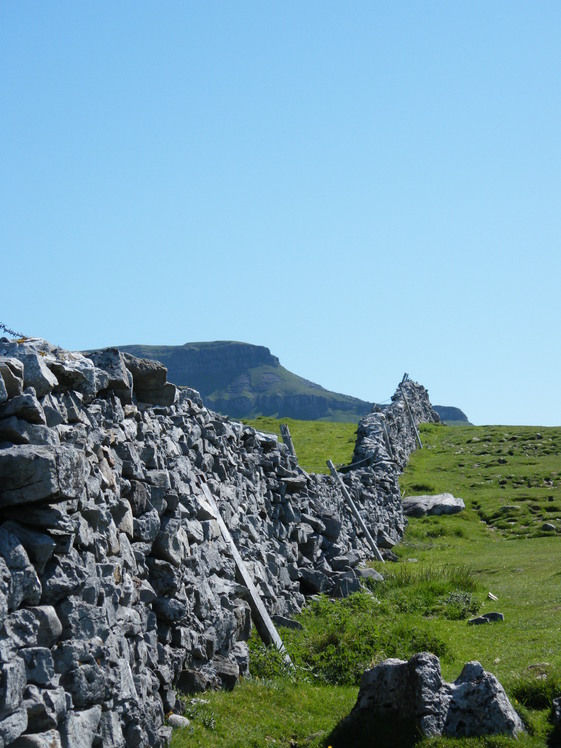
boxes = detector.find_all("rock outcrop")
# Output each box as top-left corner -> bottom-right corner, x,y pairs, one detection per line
401,493 -> 465,517
351,652 -> 524,739
0,337 -> 438,747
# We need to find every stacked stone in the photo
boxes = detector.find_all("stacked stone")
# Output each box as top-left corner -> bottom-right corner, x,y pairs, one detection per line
0,338 -> 437,747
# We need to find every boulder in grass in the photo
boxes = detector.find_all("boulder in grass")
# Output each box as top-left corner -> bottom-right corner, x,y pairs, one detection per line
350,652 -> 524,739
402,492 -> 465,517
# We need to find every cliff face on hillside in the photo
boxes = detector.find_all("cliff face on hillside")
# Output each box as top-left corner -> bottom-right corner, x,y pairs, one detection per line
0,338 -> 439,747
116,341 -> 373,422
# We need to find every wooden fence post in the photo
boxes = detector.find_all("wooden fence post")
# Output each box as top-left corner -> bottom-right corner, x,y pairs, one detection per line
199,483 -> 293,665
326,460 -> 384,563
399,388 -> 423,449
279,424 -> 296,457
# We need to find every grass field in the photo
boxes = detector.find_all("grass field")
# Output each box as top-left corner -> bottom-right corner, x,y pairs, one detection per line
243,416 -> 357,473
171,421 -> 561,747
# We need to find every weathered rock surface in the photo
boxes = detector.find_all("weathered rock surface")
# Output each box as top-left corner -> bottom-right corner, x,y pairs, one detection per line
401,492 -> 465,517
352,652 -> 524,739
0,337 -> 438,746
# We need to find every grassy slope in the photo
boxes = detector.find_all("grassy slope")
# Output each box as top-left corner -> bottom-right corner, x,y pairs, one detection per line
171,421 -> 561,748
243,416 -> 357,473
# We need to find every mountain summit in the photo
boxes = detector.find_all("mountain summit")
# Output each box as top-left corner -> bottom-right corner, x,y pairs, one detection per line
116,341 -> 372,421
114,340 -> 469,424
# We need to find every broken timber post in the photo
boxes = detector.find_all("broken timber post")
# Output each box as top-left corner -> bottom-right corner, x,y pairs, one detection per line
380,419 -> 395,461
399,388 -> 423,449
199,483 -> 293,666
326,459 -> 384,563
279,424 -> 296,457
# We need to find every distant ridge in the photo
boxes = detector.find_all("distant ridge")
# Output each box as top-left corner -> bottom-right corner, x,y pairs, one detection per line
114,340 -> 469,424
116,341 -> 371,421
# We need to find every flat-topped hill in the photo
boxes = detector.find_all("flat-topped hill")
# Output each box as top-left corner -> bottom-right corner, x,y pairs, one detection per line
114,340 -> 469,424
116,341 -> 373,422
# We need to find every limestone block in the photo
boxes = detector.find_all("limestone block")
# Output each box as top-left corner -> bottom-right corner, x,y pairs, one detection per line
61,706 -> 102,748
0,417 -> 60,447
1,521 -> 56,574
47,352 -> 98,400
152,517 -> 190,567
0,357 -> 24,398
0,706 -> 28,745
0,527 -> 42,609
10,730 -> 63,747
22,683 -> 67,732
40,551 -> 90,605
0,656 -> 27,719
0,445 -> 87,507
0,391 -> 46,425
84,349 -> 132,403
132,509 -> 160,543
352,653 -> 524,739
402,493 -> 465,517
20,648 -> 55,687
19,354 -> 59,397
0,373 -> 7,404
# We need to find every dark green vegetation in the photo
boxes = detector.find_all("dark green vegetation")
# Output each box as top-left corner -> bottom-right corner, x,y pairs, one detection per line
114,340 -> 468,424
171,421 -> 561,747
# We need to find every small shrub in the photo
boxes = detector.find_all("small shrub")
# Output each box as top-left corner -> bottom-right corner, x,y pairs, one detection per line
183,699 -> 217,731
442,591 -> 480,620
248,633 -> 299,681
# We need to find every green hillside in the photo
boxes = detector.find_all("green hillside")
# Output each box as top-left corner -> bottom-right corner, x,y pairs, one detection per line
171,421 -> 561,748
116,340 -> 374,421
114,340 -> 469,424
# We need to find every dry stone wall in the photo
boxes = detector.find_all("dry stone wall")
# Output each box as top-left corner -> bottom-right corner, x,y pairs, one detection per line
0,338 -> 439,748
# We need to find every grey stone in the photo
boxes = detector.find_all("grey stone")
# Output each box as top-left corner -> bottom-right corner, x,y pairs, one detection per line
46,352 -> 98,400
22,684 -> 67,732
444,660 -> 524,737
0,391 -> 46,424
402,492 -> 465,517
1,521 -> 56,574
352,652 -> 523,739
0,357 -> 25,398
96,709 -> 126,748
166,713 -> 190,729
0,372 -> 7,404
0,417 -> 60,447
4,606 -> 62,649
18,354 -> 59,397
0,445 -> 87,507
299,567 -> 331,594
20,648 -> 55,686
61,706 -> 102,748
0,706 -> 28,745
357,567 -> 384,582
0,656 -> 27,718
127,480 -> 150,515
152,517 -> 190,567
122,354 -> 177,406
41,551 -> 90,604
10,731 -> 63,748
84,349 -> 132,403
133,509 -> 161,543
0,527 -> 42,609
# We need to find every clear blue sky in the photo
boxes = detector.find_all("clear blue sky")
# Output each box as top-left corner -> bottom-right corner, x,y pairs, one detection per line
2,2 -> 560,426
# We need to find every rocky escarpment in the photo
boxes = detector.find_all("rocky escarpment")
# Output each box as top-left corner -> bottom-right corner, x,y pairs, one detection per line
115,341 -> 373,422
0,338 -> 438,747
